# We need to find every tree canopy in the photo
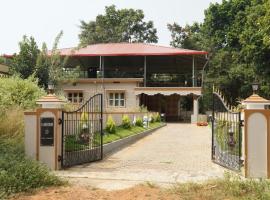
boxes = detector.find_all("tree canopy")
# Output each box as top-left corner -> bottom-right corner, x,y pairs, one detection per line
168,0 -> 270,107
78,5 -> 158,46
10,32 -> 78,88
11,36 -> 40,79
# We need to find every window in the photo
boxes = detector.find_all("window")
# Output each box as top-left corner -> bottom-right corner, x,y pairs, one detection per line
67,92 -> 83,103
108,92 -> 125,107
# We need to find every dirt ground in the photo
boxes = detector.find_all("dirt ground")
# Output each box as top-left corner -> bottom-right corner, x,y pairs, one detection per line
11,185 -> 178,200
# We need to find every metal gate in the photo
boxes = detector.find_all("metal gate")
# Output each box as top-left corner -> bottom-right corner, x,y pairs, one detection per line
211,91 -> 243,171
61,94 -> 103,168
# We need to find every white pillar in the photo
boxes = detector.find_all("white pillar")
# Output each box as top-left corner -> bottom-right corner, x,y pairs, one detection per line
144,56 -> 147,87
191,96 -> 199,123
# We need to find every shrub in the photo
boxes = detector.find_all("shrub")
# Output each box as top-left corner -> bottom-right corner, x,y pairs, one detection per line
0,151 -> 63,198
0,107 -> 24,139
122,115 -> 131,129
80,112 -> 89,129
135,117 -> 143,127
0,76 -> 45,112
149,114 -> 154,123
0,109 -> 63,199
106,115 -> 116,133
154,113 -> 161,122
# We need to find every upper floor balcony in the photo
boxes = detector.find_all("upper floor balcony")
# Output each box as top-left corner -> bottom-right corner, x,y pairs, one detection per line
64,68 -> 203,87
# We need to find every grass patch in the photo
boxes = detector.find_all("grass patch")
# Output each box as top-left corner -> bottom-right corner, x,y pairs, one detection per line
169,173 -> 270,200
103,122 -> 164,144
0,108 -> 64,199
64,122 -> 164,152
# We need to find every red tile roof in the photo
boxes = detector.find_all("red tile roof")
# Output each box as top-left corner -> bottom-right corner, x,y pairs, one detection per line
48,43 -> 208,57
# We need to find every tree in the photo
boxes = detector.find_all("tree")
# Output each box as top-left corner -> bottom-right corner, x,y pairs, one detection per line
168,0 -> 270,107
79,5 -> 158,46
12,36 -> 40,79
35,43 -> 49,88
167,22 -> 203,50
36,31 -> 79,88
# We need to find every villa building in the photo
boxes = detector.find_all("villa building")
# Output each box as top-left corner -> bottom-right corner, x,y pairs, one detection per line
54,43 -> 208,122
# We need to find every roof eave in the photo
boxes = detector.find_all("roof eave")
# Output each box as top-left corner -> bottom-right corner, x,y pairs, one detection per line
57,52 -> 208,57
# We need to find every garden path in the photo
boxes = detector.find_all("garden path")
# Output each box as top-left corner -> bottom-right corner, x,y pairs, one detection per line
57,123 -> 224,190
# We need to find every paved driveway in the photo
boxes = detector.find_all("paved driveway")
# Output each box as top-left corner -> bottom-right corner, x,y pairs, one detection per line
57,124 -> 224,190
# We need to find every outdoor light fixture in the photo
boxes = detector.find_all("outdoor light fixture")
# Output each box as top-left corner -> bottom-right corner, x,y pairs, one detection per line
48,81 -> 55,94
252,81 -> 259,94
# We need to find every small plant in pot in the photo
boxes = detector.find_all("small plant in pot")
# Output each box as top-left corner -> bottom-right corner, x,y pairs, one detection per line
122,115 -> 131,129
79,112 -> 91,143
106,115 -> 116,133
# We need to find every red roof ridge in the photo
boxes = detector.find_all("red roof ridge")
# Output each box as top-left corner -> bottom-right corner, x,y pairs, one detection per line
83,42 -> 206,53
142,42 -> 206,53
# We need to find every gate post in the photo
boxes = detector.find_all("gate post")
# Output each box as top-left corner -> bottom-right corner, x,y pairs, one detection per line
24,94 -> 65,170
242,94 -> 270,178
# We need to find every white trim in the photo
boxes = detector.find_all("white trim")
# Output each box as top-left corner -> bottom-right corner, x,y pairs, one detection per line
134,90 -> 201,96
106,91 -> 126,108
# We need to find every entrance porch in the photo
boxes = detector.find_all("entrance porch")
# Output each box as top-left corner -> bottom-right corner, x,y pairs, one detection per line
135,87 -> 200,123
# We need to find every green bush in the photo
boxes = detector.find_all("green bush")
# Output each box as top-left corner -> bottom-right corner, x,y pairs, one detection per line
0,76 -> 45,112
135,117 -> 143,127
106,115 -> 116,133
0,152 -> 63,198
0,107 -> 24,139
0,108 -> 63,199
154,113 -> 161,122
122,115 -> 131,129
149,114 -> 154,123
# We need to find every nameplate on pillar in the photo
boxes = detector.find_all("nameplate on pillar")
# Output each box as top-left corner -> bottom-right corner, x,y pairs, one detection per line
40,117 -> 54,146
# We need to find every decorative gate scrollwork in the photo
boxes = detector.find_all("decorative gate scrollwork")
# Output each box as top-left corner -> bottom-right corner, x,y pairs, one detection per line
61,94 -> 103,168
211,90 -> 243,171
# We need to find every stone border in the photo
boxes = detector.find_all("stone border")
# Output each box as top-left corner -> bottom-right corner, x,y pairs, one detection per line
103,123 -> 167,156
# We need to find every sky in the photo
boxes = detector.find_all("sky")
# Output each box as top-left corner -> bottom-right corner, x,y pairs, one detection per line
0,0 -> 222,54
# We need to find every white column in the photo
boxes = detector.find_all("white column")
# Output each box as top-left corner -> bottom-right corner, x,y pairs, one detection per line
144,56 -> 147,87
191,96 -> 199,123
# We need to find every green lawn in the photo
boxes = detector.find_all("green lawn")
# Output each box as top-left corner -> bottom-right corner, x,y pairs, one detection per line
103,122 -> 164,144
64,122 -> 165,152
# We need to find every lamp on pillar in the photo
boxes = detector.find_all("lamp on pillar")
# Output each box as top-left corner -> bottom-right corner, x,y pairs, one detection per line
48,81 -> 55,94
251,81 -> 259,94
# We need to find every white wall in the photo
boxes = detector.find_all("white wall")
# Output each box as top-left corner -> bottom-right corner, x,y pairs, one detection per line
247,113 -> 267,178
39,111 -> 56,170
61,81 -> 140,112
24,114 -> 37,159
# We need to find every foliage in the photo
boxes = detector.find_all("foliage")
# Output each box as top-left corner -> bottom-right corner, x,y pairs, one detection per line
9,32 -> 78,88
79,5 -> 158,46
0,108 -> 24,140
168,0 -> 270,107
214,119 -> 240,154
10,36 -> 40,79
103,122 -> 162,144
0,109 -> 63,199
35,43 -> 50,88
139,105 -> 148,112
149,114 -> 154,123
167,22 -> 203,50
122,115 -> 131,129
0,76 -> 45,112
79,112 -> 89,136
80,112 -> 89,125
105,115 -> 116,133
170,172 -> 270,200
135,117 -> 143,127
154,113 -> 161,122
37,31 -> 79,88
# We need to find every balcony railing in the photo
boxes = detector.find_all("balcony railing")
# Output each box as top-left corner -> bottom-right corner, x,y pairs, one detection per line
63,69 -> 202,87
146,73 -> 202,87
